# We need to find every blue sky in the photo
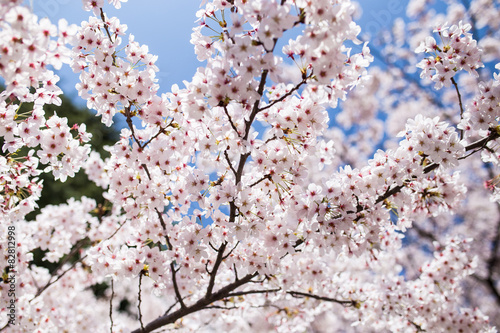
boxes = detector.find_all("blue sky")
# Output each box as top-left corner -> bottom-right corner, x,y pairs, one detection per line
30,0 -> 409,104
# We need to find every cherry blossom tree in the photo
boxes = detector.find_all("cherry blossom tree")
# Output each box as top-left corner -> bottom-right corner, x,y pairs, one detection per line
0,0 -> 499,332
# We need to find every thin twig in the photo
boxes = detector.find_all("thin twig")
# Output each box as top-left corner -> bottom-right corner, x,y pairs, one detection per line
249,174 -> 272,187
110,279 -> 114,333
451,77 -> 464,139
258,78 -> 308,113
170,263 -> 186,309
222,105 -> 241,137
224,149 -> 238,177
164,301 -> 179,316
31,255 -> 88,301
226,288 -> 281,297
287,290 -> 358,307
138,273 -> 145,332
243,70 -> 269,141
206,242 -> 227,297
99,8 -> 116,64
204,305 -> 238,310
141,126 -> 167,149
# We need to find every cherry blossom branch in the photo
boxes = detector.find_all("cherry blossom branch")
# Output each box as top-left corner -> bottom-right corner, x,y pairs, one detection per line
461,130 -> 500,156
412,224 -> 437,242
204,305 -> 238,310
109,279 -> 114,333
140,122 -> 174,149
243,70 -> 269,141
409,320 -> 426,332
375,131 -> 500,207
225,288 -> 281,297
121,109 -> 186,313
222,105 -> 241,137
487,223 -> 500,301
99,8 -> 113,43
31,254 -> 88,300
170,263 -> 186,310
133,148 -> 183,311
451,77 -> 464,139
30,217 -> 126,301
222,241 -> 239,260
234,152 -> 250,186
41,237 -> 90,287
413,217 -> 500,305
249,174 -> 272,187
138,272 -> 145,332
124,106 -> 141,145
163,300 -> 179,316
287,291 -> 358,307
206,242 -> 227,297
483,182 -> 500,304
374,184 -> 405,206
258,77 -> 309,113
99,8 -> 117,65
224,148 -> 237,177
130,272 -> 259,333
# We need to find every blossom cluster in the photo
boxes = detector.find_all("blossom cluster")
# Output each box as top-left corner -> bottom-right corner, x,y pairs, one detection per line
0,3 -> 73,101
400,114 -> 465,167
0,3 -> 92,221
416,21 -> 483,89
72,15 -> 160,126
460,63 -> 500,137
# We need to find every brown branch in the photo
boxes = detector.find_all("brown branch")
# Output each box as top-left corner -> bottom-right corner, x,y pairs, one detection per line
136,159 -> 182,311
100,8 -> 113,42
31,255 -> 88,300
243,70 -> 269,141
204,305 -> 238,310
409,320 -> 427,332
462,130 -> 500,155
31,218 -> 126,301
258,78 -> 308,113
163,300 -> 179,316
225,288 -> 281,298
249,174 -> 272,187
34,237 -> 90,295
138,273 -> 145,332
451,77 -> 464,139
484,197 -> 500,304
222,105 -> 241,137
140,126 -> 167,149
170,263 -> 186,309
206,242 -> 227,297
124,106 -> 141,146
287,290 -> 358,307
99,8 -> 117,65
109,280 -> 114,333
130,272 -> 259,333
222,241 -> 239,261
224,148 -> 237,177
374,184 -> 404,205
412,224 -> 438,243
